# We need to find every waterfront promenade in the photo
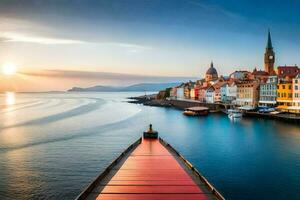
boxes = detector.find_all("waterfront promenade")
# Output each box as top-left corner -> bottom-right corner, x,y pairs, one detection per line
132,96 -> 232,111
130,95 -> 300,123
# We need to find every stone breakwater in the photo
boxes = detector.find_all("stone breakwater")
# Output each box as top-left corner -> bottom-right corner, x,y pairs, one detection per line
168,99 -> 224,111
128,95 -> 224,111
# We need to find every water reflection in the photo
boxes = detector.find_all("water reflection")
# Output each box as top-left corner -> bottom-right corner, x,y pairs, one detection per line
228,116 -> 242,123
5,92 -> 15,106
0,92 -> 299,200
1,149 -> 40,199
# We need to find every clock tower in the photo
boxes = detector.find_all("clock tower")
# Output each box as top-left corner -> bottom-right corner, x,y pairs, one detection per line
264,30 -> 275,74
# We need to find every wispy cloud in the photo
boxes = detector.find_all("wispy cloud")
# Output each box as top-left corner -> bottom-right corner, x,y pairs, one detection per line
0,31 -> 152,52
186,0 -> 243,22
106,42 -> 152,50
100,42 -> 152,53
21,69 -> 196,82
0,32 -> 85,44
0,16 -> 152,52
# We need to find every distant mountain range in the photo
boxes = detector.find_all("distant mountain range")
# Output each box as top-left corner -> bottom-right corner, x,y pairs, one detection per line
67,82 -> 181,92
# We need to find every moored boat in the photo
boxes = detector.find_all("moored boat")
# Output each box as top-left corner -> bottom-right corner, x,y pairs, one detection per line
183,110 -> 198,116
228,109 -> 243,118
183,106 -> 209,116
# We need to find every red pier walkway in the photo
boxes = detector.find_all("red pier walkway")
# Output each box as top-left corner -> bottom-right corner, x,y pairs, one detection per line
76,138 -> 224,200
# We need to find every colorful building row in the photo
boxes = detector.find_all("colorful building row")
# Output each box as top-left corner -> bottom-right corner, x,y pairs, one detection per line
166,31 -> 300,113
168,64 -> 300,113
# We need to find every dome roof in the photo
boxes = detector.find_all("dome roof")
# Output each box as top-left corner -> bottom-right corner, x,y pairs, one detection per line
206,62 -> 218,75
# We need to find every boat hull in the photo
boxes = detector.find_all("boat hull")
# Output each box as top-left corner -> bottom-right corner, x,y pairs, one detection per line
183,110 -> 208,116
76,137 -> 225,200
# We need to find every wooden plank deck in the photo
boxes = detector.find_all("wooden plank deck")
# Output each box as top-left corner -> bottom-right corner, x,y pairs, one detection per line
76,138 -> 224,200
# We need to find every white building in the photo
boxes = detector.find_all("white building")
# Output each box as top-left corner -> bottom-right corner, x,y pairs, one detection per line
292,74 -> 300,110
220,84 -> 228,103
205,86 -> 215,103
176,87 -> 185,99
226,82 -> 237,104
259,76 -> 278,106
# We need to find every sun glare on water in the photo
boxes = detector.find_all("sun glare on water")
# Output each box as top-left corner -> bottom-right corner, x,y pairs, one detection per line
6,92 -> 15,105
2,63 -> 17,75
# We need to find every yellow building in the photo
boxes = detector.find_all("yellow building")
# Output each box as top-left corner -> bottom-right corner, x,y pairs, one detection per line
277,81 -> 293,109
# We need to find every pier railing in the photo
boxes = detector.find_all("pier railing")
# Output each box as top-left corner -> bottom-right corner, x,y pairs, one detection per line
75,137 -> 142,200
159,137 -> 225,200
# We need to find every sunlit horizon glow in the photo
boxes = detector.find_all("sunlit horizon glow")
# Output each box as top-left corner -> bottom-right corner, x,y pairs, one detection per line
0,69 -> 197,92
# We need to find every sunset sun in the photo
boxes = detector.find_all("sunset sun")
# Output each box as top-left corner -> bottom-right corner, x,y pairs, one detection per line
2,63 -> 17,75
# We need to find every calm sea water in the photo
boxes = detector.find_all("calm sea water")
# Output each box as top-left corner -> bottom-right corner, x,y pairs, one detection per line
0,92 -> 299,200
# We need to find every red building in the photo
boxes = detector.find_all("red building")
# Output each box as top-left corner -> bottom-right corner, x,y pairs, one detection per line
277,65 -> 300,79
194,84 -> 200,99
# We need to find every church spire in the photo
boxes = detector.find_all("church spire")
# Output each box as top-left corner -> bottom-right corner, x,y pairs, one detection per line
266,29 -> 273,49
264,29 -> 275,74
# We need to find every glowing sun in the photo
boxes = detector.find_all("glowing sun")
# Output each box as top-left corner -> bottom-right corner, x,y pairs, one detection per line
2,63 -> 17,75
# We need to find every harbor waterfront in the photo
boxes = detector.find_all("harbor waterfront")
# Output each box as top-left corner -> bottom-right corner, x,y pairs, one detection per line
155,31 -> 300,115
132,97 -> 300,123
2,1 -> 300,200
0,92 -> 300,200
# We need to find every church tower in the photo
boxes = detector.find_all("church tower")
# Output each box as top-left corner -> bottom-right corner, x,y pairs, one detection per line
264,30 -> 275,74
205,61 -> 218,82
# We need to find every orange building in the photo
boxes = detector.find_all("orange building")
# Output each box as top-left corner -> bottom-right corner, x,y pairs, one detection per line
277,80 -> 293,109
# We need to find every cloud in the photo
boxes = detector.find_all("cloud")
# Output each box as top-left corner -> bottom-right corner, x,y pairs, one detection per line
21,69 -> 196,83
99,42 -> 152,53
0,31 -> 151,51
186,0 -> 244,24
0,32 -> 85,44
106,42 -> 152,50
0,16 -> 152,52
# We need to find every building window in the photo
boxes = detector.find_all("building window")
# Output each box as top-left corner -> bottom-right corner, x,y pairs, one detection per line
282,85 -> 285,89
295,86 -> 299,90
289,85 -> 292,90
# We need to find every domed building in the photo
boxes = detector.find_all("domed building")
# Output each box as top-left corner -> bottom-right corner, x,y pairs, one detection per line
205,61 -> 218,82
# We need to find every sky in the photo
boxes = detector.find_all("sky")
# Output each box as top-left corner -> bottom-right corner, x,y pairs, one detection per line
0,0 -> 300,91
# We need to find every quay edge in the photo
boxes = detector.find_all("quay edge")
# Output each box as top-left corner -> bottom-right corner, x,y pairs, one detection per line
129,96 -> 300,123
